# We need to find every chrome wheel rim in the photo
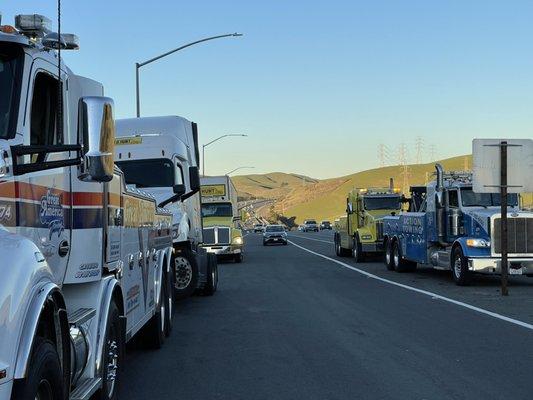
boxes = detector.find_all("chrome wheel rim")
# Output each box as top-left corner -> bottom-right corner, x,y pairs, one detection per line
352,241 -> 357,259
393,245 -> 400,267
35,379 -> 53,400
106,339 -> 118,396
385,246 -> 391,265
175,257 -> 193,289
454,257 -> 462,278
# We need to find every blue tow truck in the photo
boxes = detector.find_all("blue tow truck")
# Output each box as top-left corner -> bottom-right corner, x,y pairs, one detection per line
382,164 -> 533,285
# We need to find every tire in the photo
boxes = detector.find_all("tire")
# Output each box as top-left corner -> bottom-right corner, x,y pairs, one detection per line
234,253 -> 243,263
163,269 -> 173,337
173,250 -> 199,301
263,241 -> 267,246
96,301 -> 123,400
147,276 -> 166,349
384,240 -> 394,271
392,240 -> 417,272
335,234 -> 351,257
201,254 -> 218,296
11,337 -> 65,400
352,236 -> 365,263
283,241 -> 288,245
451,246 -> 471,286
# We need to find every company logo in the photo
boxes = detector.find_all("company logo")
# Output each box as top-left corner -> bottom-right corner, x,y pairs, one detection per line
40,189 -> 64,235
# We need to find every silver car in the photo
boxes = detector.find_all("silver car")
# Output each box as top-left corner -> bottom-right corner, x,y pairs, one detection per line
263,225 -> 288,245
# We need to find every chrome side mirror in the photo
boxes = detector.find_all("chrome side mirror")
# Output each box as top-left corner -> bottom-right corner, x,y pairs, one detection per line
78,96 -> 115,182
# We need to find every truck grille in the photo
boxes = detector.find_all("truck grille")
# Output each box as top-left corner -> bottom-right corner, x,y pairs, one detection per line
202,227 -> 231,245
376,221 -> 384,240
493,217 -> 533,254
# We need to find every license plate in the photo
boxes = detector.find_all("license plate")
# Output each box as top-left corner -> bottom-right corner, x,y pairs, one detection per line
273,238 -> 278,241
509,267 -> 523,275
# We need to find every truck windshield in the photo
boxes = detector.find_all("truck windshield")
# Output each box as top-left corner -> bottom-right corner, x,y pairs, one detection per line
202,203 -> 233,217
0,44 -> 24,139
305,220 -> 317,225
363,196 -> 401,210
461,189 -> 518,207
116,158 -> 174,188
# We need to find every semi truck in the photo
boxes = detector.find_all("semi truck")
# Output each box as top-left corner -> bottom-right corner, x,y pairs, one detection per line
334,183 -> 402,262
200,176 -> 244,262
114,116 -> 218,299
0,15 -> 175,399
382,164 -> 533,285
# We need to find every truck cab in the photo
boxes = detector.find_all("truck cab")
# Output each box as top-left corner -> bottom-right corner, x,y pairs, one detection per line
114,116 -> 218,299
334,186 -> 402,262
201,176 -> 244,262
0,16 -> 174,399
383,164 -> 533,284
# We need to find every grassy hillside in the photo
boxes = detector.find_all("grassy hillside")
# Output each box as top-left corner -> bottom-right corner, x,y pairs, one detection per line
233,155 -> 533,223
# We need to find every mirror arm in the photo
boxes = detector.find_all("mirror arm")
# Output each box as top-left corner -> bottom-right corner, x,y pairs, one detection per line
181,188 -> 199,201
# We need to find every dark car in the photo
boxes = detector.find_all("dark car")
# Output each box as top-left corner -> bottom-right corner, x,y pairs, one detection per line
319,220 -> 332,230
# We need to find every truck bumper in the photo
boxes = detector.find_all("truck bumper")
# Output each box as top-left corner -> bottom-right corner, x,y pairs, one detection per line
468,257 -> 533,275
203,245 -> 242,256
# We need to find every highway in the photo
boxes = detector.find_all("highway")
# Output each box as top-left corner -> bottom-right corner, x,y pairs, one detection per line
121,230 -> 533,400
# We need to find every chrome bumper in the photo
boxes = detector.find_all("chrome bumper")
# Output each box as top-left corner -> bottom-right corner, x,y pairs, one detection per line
203,245 -> 242,256
468,257 -> 533,275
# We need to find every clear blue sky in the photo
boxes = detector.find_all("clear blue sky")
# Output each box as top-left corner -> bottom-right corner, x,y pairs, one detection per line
4,1 -> 533,178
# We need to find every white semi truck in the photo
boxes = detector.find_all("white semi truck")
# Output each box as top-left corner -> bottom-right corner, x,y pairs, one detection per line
0,15 -> 176,399
201,176 -> 244,262
115,116 -> 218,299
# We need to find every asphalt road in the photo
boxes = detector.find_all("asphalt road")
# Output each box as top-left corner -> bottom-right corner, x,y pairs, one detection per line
120,231 -> 533,400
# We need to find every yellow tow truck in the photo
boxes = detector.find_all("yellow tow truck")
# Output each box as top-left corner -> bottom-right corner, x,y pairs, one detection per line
334,184 -> 402,262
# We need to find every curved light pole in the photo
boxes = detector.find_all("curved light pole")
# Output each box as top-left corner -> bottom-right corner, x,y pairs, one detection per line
136,32 -> 243,117
202,134 -> 247,176
226,166 -> 255,175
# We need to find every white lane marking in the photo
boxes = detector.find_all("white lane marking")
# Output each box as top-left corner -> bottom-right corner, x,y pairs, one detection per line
288,240 -> 533,331
288,235 -> 334,244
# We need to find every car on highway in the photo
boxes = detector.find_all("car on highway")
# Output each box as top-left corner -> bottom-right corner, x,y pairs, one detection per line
263,225 -> 288,245
319,220 -> 332,230
303,219 -> 319,232
254,224 -> 265,233
298,224 -> 305,231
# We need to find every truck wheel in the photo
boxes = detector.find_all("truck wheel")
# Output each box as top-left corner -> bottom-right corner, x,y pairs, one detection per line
163,270 -> 173,337
201,254 -> 218,296
11,337 -> 65,400
352,236 -> 365,263
392,240 -> 415,272
234,253 -> 243,263
452,246 -> 471,286
147,276 -> 166,349
384,240 -> 394,271
173,251 -> 199,300
97,301 -> 123,400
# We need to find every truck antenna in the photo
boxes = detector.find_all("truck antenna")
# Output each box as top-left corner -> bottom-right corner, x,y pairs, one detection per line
57,0 -> 63,143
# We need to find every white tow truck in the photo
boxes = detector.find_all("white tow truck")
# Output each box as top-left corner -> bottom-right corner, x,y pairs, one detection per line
0,15 -> 174,399
114,116 -> 218,299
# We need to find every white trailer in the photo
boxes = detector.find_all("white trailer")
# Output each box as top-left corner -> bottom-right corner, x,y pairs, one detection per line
115,116 -> 218,299
0,15 -> 174,399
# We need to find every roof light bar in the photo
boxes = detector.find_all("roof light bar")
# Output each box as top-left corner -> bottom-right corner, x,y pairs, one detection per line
15,14 -> 51,37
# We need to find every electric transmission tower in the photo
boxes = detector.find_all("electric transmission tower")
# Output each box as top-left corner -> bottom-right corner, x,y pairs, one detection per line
428,144 -> 437,163
377,144 -> 389,167
397,143 -> 411,194
415,136 -> 424,164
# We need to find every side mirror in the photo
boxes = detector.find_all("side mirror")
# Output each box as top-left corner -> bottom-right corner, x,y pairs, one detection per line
173,184 -> 186,196
189,166 -> 200,192
78,96 -> 115,182
347,202 -> 353,214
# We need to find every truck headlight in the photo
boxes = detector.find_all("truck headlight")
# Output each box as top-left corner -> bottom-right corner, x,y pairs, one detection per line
233,236 -> 243,245
361,235 -> 372,240
466,238 -> 490,248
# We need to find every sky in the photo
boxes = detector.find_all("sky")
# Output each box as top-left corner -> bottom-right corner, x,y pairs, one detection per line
3,1 -> 533,179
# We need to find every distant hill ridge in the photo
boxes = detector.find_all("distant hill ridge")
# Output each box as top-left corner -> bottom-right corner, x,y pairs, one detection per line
233,155 -> 533,223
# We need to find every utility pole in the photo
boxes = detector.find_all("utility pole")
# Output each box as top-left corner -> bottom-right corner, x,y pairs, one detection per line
398,143 -> 410,194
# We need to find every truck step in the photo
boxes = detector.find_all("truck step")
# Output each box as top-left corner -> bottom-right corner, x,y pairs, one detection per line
68,308 -> 96,326
70,377 -> 102,400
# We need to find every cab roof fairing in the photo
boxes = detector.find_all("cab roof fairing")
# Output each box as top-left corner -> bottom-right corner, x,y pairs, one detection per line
114,134 -> 188,163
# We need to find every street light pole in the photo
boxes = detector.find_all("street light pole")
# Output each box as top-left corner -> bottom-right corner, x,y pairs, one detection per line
202,134 -> 247,176
135,33 -> 243,117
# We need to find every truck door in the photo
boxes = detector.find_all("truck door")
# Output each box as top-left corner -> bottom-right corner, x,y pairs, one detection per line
14,63 -> 73,283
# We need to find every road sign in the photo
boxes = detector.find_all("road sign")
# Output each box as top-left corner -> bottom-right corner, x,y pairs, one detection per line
472,138 -> 533,193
